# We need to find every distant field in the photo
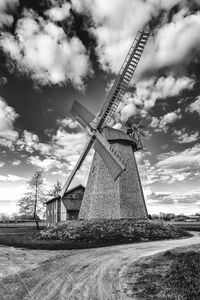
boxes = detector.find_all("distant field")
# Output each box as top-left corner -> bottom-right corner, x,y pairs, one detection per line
0,222 -> 46,234
1,221 -> 199,231
0,221 -> 46,228
170,221 -> 200,231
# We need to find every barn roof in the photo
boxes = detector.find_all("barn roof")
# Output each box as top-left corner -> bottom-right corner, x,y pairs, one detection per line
44,184 -> 85,204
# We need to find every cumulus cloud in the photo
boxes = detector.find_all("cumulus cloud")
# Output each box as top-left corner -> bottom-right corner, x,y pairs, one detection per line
0,9 -> 92,89
0,0 -> 19,11
17,130 -> 39,153
17,130 -> 52,155
138,157 -> 193,186
45,2 -> 71,21
117,76 -> 193,121
188,96 -> 200,115
173,129 -> 199,144
0,0 -> 19,29
159,111 -> 179,127
28,156 -> 64,172
52,128 -> 89,163
150,117 -> 160,128
139,12 -> 200,77
72,0 -> 186,74
57,117 -> 80,130
150,109 -> 181,133
71,0 -> 200,79
146,188 -> 200,209
12,160 -> 21,166
0,174 -> 26,182
20,119 -> 93,182
157,144 -> 200,170
136,144 -> 200,189
138,76 -> 194,110
0,97 -> 19,144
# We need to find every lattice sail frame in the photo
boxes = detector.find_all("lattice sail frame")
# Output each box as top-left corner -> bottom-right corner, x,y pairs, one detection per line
97,31 -> 149,129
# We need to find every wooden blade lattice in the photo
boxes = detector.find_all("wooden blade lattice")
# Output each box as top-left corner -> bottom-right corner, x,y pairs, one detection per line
70,101 -> 95,129
94,139 -> 125,180
97,30 -> 150,129
60,137 -> 94,198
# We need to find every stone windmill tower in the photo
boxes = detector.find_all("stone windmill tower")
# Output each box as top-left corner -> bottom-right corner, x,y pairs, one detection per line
60,30 -> 149,219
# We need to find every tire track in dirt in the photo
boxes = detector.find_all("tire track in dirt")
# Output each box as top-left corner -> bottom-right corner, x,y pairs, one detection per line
23,233 -> 200,300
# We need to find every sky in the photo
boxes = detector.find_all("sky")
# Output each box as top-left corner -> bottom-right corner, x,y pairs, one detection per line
0,0 -> 200,216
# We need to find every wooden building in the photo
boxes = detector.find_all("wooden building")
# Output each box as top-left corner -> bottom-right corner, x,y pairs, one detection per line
45,185 -> 85,227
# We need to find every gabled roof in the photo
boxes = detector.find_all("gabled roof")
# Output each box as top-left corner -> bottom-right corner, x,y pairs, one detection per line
44,184 -> 85,204
64,184 -> 85,195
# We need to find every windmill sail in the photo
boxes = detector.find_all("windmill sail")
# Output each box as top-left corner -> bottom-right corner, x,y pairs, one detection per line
60,100 -> 125,197
70,101 -> 126,180
60,137 -> 94,198
97,30 -> 150,128
70,101 -> 95,128
94,130 -> 126,180
93,140 -> 124,180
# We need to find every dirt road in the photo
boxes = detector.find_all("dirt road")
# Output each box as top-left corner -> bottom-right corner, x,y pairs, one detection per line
5,232 -> 195,300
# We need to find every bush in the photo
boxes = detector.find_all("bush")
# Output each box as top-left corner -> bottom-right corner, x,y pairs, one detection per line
36,219 -> 191,243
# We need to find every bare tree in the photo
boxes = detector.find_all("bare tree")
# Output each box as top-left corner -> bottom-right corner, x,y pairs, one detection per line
28,170 -> 46,229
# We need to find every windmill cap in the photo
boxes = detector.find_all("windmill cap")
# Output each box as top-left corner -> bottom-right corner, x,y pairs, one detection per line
102,126 -> 139,148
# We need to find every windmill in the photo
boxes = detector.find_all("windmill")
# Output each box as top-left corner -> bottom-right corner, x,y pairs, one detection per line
60,29 -> 150,220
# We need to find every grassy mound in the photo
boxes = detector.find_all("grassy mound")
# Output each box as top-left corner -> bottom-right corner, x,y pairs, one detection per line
35,219 -> 191,246
0,220 -> 191,250
123,245 -> 200,300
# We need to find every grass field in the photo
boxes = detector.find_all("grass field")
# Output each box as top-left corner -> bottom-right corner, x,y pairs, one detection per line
123,244 -> 200,299
170,221 -> 200,231
0,221 -> 46,228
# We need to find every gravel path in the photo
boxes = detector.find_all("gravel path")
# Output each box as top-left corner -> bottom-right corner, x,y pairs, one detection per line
7,232 -> 197,300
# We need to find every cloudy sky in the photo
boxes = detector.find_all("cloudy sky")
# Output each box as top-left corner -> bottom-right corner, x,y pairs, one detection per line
0,0 -> 200,216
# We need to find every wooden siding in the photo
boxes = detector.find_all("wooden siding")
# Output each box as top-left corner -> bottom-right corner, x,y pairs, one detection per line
46,200 -> 58,227
62,186 -> 84,211
46,186 -> 85,226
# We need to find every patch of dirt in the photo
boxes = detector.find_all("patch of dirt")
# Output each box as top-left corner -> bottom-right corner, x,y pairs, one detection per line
0,245 -> 65,278
0,233 -> 199,300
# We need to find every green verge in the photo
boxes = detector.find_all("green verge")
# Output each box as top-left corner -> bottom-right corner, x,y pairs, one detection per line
0,220 -> 191,250
123,245 -> 200,300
